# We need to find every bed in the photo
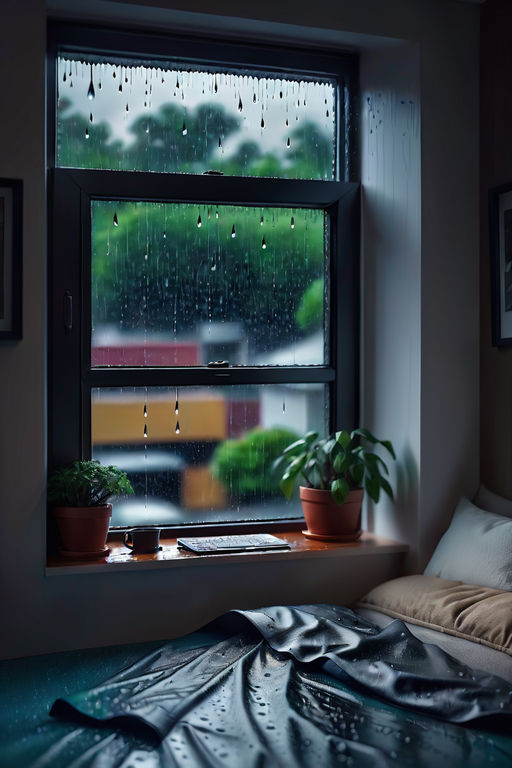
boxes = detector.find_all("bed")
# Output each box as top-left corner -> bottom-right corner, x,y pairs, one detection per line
1,491 -> 511,767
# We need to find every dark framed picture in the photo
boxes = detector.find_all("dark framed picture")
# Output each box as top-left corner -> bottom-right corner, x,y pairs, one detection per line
0,178 -> 22,340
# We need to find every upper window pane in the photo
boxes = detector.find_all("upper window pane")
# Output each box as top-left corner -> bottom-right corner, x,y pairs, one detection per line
91,201 -> 328,367
56,55 -> 336,179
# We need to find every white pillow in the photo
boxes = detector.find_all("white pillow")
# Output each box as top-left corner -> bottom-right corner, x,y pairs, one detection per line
474,484 -> 512,519
424,497 -> 512,591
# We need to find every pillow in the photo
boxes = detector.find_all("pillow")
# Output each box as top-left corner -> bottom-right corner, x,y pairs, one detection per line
474,484 -> 512,519
358,575 -> 512,654
424,497 -> 512,590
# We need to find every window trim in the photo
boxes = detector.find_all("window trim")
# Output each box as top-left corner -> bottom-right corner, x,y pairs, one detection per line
47,22 -> 360,534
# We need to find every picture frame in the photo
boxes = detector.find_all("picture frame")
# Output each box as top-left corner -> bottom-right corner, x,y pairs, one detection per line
0,178 -> 22,340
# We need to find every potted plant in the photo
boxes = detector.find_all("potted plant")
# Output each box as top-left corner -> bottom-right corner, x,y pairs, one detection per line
48,460 -> 133,556
273,428 -> 396,541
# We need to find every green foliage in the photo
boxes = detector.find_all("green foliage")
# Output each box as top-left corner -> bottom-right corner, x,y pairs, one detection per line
58,97 -> 332,351
90,200 -> 324,352
48,460 -> 134,507
295,278 -> 323,332
211,427 -> 299,498
273,428 -> 396,505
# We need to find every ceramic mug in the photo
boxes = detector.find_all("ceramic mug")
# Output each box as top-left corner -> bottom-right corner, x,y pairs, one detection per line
123,527 -> 161,554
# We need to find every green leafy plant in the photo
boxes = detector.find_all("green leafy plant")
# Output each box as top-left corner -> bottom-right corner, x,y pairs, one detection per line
48,460 -> 134,507
295,277 -> 323,332
211,427 -> 299,498
273,428 -> 396,505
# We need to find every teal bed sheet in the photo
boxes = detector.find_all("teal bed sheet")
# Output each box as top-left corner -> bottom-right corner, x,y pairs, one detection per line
0,608 -> 511,768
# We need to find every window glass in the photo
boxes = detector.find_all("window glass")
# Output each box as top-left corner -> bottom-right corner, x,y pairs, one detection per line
91,201 -> 328,367
57,56 -> 336,179
92,384 -> 328,526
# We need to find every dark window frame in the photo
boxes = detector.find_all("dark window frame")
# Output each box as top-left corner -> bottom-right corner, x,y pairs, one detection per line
47,21 -> 360,535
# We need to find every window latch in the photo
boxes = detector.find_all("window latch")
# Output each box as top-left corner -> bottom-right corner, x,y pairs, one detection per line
207,360 -> 229,368
64,291 -> 73,333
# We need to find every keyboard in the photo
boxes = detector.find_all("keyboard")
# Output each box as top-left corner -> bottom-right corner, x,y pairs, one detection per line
177,533 -> 291,554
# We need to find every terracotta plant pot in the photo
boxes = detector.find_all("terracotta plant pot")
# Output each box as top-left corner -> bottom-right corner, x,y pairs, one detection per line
54,504 -> 112,554
300,486 -> 363,541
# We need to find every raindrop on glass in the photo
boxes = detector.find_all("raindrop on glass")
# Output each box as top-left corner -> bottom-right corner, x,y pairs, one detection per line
144,423 -> 148,438
182,122 -> 187,136
218,136 -> 222,148
215,211 -> 219,219
174,390 -> 179,415
262,237 -> 266,249
238,95 -> 243,112
282,398 -> 286,413
175,420 -> 180,435
231,224 -> 236,238
286,137 -> 290,148
87,68 -> 95,99
253,93 -> 257,103
89,112 -> 93,123
197,214 -> 202,228
63,71 -> 67,83
290,217 -> 295,229
126,103 -> 129,112
85,128 -> 89,139
214,75 -> 218,94
261,116 -> 265,129
260,216 -> 264,226
143,403 -> 147,418
176,76 -> 180,89
113,212 -> 119,227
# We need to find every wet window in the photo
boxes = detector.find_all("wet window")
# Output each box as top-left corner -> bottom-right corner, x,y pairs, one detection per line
49,27 -> 358,530
92,384 -> 328,526
91,201 -> 327,367
57,56 -> 336,180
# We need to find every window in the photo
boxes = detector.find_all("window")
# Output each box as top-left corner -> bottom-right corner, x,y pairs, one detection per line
48,23 -> 359,531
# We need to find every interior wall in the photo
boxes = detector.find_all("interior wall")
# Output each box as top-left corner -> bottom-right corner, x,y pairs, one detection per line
0,0 -> 479,659
480,0 -> 512,498
359,43 -> 422,567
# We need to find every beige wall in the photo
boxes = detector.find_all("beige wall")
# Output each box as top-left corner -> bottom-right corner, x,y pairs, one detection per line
0,0 -> 479,658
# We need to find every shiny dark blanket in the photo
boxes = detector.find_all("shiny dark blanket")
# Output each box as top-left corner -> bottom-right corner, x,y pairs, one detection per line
48,605 -> 512,767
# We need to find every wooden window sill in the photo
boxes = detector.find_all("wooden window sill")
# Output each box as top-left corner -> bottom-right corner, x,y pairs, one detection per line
46,532 -> 408,575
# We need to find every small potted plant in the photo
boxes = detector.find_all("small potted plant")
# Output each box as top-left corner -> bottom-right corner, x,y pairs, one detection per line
48,459 -> 133,556
273,428 -> 395,540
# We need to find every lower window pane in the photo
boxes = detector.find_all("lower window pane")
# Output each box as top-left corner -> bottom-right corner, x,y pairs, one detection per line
91,384 -> 328,526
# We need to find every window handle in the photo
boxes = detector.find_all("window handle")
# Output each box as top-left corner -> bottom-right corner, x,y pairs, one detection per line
64,291 -> 72,333
207,360 -> 229,368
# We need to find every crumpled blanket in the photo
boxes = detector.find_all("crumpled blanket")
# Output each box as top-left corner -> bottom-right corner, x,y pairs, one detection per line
47,604 -> 512,768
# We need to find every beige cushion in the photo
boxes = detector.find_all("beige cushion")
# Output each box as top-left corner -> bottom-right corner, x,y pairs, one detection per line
358,574 -> 512,655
